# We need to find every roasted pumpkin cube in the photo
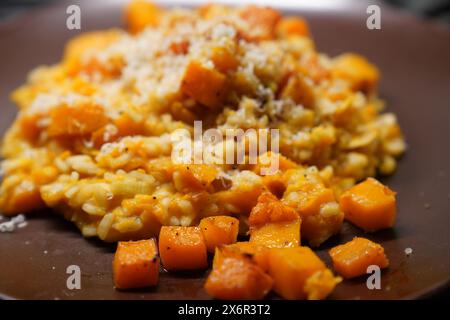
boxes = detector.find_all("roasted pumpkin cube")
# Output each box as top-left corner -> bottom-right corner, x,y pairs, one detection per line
292,182 -> 335,217
340,177 -> 396,232
249,192 -> 299,226
248,192 -> 301,248
199,216 -> 239,253
250,220 -> 301,248
204,247 -> 273,300
180,61 -> 227,109
159,226 -> 208,271
224,242 -> 270,271
173,164 -> 218,192
329,237 -> 389,279
266,246 -> 341,300
113,239 -> 160,289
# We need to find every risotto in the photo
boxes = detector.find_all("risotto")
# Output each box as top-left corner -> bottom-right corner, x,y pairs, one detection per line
0,2 -> 405,247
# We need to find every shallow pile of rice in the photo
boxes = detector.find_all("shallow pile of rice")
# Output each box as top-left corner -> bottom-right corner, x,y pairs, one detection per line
0,3 -> 405,245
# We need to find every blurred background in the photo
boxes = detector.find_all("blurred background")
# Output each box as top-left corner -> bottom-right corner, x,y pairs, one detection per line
0,0 -> 449,24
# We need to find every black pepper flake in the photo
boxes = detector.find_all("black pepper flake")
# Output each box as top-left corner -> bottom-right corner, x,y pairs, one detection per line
167,246 -> 171,250
153,196 -> 157,200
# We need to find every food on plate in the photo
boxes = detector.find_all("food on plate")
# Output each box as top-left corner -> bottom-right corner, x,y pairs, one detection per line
204,246 -> 274,300
199,216 -> 239,253
329,237 -> 389,279
266,246 -> 341,300
113,239 -> 160,289
248,192 -> 301,248
340,177 -> 397,232
158,226 -> 208,271
0,0 -> 406,300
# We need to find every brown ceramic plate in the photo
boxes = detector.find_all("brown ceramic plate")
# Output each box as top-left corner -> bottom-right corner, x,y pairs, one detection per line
0,0 -> 449,300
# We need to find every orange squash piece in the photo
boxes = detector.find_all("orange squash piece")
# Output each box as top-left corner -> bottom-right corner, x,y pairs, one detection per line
173,164 -> 218,192
180,61 -> 227,109
249,192 -> 299,225
211,46 -> 239,73
113,239 -> 160,289
199,216 -> 239,253
276,17 -> 309,37
125,0 -> 161,34
250,220 -> 301,248
159,226 -> 208,271
340,177 -> 396,232
225,242 -> 270,271
204,247 -> 273,300
19,115 -> 41,142
249,192 -> 301,248
48,104 -> 108,137
331,53 -> 380,93
293,182 -> 335,217
92,113 -> 146,147
266,246 -> 341,300
239,5 -> 281,41
329,237 -> 389,279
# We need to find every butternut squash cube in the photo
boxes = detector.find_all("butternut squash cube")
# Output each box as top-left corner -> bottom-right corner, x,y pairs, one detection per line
159,226 -> 208,271
204,247 -> 273,300
225,242 -> 270,271
48,104 -> 108,137
249,192 -> 299,226
266,246 -> 341,300
199,216 -> 239,253
249,192 -> 301,248
340,177 -> 396,232
173,164 -> 218,192
250,220 -> 301,248
180,61 -> 227,109
329,237 -> 389,279
113,239 -> 160,289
